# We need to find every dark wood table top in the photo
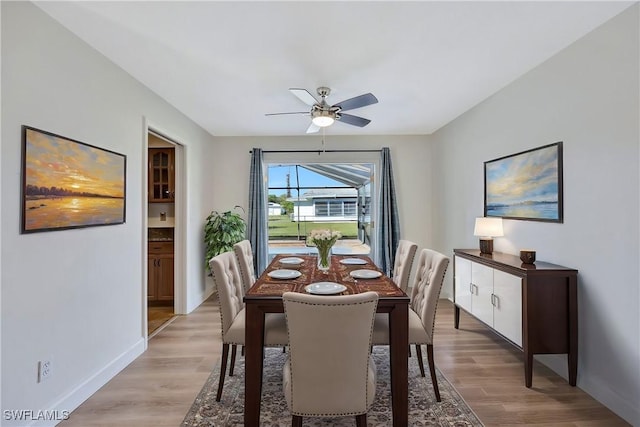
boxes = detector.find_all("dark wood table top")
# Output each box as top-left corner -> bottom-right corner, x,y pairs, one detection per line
245,254 -> 407,300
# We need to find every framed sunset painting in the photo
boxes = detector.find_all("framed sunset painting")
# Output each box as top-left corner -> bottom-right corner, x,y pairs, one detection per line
21,126 -> 126,233
484,142 -> 563,223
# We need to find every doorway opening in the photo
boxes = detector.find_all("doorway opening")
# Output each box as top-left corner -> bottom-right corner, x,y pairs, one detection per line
146,129 -> 183,337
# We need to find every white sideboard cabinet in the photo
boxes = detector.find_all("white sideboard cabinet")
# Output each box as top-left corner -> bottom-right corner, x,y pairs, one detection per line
453,249 -> 578,388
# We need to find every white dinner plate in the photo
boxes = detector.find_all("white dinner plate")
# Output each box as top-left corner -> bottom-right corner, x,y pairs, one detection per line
339,258 -> 367,265
267,269 -> 302,280
349,269 -> 382,279
279,257 -> 304,266
305,282 -> 347,295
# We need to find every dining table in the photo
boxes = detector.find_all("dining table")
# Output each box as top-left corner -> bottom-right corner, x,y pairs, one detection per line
243,253 -> 410,426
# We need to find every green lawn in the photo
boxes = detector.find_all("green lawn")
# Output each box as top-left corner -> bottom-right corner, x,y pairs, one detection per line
268,216 -> 358,239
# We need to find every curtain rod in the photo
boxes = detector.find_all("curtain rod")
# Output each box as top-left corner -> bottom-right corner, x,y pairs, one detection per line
249,149 -> 382,154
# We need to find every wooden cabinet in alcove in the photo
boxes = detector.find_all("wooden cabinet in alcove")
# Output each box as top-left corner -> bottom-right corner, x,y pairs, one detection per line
148,148 -> 175,202
148,241 -> 174,302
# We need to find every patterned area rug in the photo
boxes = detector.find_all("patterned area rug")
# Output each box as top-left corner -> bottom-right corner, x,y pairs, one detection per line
182,347 -> 483,426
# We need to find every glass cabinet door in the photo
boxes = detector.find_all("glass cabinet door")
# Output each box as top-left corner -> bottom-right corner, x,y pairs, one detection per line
149,148 -> 174,202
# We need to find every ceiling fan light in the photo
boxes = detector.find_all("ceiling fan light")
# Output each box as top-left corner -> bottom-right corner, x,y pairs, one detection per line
312,115 -> 335,127
311,108 -> 335,127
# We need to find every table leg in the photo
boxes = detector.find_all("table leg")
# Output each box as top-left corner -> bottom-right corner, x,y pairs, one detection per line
388,303 -> 409,427
244,303 -> 265,426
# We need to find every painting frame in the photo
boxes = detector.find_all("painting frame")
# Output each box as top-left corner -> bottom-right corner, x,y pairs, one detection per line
484,142 -> 563,223
21,126 -> 126,233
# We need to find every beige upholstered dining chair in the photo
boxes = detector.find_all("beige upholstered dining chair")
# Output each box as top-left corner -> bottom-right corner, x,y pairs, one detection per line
372,248 -> 450,401
233,239 -> 256,292
282,291 -> 379,427
209,251 -> 288,401
392,239 -> 418,292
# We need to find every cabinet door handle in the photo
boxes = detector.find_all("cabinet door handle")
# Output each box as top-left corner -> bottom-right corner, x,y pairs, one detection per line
491,293 -> 499,307
470,283 -> 477,294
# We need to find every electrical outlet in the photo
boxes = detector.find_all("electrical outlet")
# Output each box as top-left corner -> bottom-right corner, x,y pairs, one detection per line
38,360 -> 52,382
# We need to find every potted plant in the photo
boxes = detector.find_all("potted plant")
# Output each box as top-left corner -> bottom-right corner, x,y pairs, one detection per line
204,206 -> 246,273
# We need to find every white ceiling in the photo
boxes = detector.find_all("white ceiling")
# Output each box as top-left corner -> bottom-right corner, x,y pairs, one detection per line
35,1 -> 633,137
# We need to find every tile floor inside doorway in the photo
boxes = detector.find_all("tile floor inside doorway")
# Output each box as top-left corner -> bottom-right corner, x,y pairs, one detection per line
148,305 -> 174,336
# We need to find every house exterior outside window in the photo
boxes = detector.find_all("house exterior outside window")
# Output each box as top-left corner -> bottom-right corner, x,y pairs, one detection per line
268,202 -> 285,216
289,188 -> 358,222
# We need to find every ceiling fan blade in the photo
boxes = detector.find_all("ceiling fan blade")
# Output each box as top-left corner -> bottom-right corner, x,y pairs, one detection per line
290,88 -> 318,106
333,93 -> 378,112
337,113 -> 371,127
265,111 -> 309,116
306,122 -> 320,134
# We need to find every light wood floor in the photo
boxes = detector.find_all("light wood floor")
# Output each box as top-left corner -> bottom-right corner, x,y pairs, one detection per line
59,296 -> 629,426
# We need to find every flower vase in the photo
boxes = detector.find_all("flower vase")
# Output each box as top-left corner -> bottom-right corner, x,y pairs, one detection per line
317,245 -> 332,273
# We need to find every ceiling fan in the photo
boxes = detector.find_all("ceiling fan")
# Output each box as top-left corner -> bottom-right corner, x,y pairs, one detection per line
266,87 -> 378,134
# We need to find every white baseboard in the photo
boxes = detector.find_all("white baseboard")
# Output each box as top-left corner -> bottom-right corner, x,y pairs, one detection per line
186,283 -> 215,314
26,338 -> 146,427
577,373 -> 640,426
537,355 -> 638,425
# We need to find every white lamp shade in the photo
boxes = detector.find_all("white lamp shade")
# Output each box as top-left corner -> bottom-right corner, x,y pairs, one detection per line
474,217 -> 504,238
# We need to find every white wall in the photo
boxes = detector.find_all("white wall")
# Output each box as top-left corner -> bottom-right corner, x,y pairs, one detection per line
431,5 -> 639,424
1,2 -> 216,424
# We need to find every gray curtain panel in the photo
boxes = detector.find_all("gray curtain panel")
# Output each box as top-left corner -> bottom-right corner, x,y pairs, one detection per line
377,147 -> 400,275
248,148 -> 268,275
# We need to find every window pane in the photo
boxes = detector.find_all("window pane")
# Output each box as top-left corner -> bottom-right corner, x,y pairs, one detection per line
329,200 -> 342,216
266,163 -> 372,256
315,201 -> 328,216
344,201 -> 357,216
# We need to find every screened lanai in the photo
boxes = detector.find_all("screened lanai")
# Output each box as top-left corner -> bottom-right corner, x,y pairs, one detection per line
267,163 -> 374,258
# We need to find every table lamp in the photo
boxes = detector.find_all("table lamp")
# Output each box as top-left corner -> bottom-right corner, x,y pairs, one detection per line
474,217 -> 503,254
